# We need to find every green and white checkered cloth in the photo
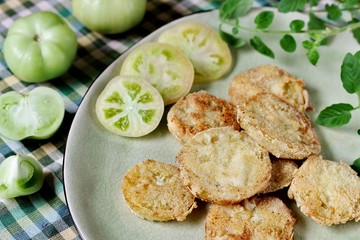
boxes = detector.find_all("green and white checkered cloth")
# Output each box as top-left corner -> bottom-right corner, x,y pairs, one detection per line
0,0 -> 270,239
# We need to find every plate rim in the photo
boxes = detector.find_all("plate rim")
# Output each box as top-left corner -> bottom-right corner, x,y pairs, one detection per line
63,6 -> 360,240
63,8 -> 222,240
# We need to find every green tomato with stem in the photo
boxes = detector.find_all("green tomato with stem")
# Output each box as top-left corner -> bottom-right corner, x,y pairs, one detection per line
3,11 -> 78,83
0,155 -> 44,199
72,0 -> 147,34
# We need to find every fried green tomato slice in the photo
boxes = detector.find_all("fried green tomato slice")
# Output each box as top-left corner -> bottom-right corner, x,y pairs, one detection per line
158,21 -> 232,83
95,76 -> 164,137
119,42 -> 194,105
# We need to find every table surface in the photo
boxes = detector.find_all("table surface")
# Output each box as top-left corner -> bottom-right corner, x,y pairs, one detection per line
0,0 -> 274,239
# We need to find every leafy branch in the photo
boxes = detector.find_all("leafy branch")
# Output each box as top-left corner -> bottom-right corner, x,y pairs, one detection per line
218,0 -> 360,172
314,51 -> 360,173
316,51 -> 360,131
219,0 -> 360,65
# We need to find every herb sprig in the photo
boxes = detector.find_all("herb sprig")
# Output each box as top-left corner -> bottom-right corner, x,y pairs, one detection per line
219,0 -> 360,65
316,51 -> 360,128
218,0 -> 360,172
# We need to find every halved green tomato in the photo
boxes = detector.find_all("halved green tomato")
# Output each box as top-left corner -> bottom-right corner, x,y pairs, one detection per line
119,42 -> 194,105
158,21 -> 232,83
96,76 -> 164,137
0,87 -> 65,141
0,154 -> 44,199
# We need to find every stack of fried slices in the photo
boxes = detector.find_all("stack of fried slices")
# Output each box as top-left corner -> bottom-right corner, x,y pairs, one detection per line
122,65 -> 360,239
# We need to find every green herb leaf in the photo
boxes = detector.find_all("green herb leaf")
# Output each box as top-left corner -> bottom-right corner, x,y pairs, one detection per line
308,13 -> 328,45
325,4 -> 342,20
344,0 -> 359,8
351,158 -> 360,175
254,11 -> 274,29
278,0 -> 306,13
302,40 -> 314,50
308,12 -> 326,30
349,19 -> 360,44
232,26 -> 239,35
341,51 -> 360,94
219,29 -> 247,48
250,36 -> 275,59
290,19 -> 305,32
220,0 -> 253,20
358,129 -> 360,135
306,48 -> 320,65
316,103 -> 354,127
309,0 -> 320,6
309,30 -> 328,43
280,34 -> 296,52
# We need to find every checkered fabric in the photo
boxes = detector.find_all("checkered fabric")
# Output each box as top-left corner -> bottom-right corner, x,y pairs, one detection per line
0,0 -> 270,239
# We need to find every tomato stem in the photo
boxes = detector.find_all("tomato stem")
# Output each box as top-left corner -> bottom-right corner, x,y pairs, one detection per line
33,34 -> 42,42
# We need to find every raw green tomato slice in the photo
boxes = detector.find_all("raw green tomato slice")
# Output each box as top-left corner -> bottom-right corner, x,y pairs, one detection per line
0,154 -> 44,199
0,87 -> 65,141
119,42 -> 194,105
95,76 -> 164,137
158,21 -> 232,83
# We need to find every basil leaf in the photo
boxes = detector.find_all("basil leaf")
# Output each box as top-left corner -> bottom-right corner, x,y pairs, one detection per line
316,103 -> 354,127
219,30 -> 247,48
325,4 -> 342,20
250,36 -> 275,58
290,19 -> 305,32
341,52 -> 360,94
306,48 -> 320,65
280,34 -> 296,52
220,0 -> 253,20
278,0 -> 306,13
351,158 -> 360,175
254,11 -> 274,29
358,129 -> 360,135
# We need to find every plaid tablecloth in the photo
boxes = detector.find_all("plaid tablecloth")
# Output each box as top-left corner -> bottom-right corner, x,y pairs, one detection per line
0,0 -> 271,239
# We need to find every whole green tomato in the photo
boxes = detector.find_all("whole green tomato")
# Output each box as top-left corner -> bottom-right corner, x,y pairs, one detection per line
72,0 -> 147,34
3,11 -> 78,83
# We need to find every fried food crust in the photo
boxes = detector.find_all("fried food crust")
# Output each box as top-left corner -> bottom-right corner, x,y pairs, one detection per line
237,93 -> 321,159
261,158 -> 298,194
167,90 -> 240,144
229,64 -> 310,111
176,127 -> 271,204
288,155 -> 360,226
121,159 -> 197,221
205,196 -> 296,240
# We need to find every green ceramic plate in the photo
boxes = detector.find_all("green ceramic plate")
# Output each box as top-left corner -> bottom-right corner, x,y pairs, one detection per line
64,8 -> 360,240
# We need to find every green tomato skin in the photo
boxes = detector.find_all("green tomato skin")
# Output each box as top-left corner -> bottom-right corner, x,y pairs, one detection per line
0,87 -> 65,141
72,0 -> 147,34
0,155 -> 44,199
3,11 -> 78,83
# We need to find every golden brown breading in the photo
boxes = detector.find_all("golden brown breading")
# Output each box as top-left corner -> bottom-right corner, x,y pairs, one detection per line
261,158 -> 298,194
237,93 -> 321,160
229,64 -> 310,111
205,196 -> 296,240
288,155 -> 360,226
167,90 -> 240,144
176,127 -> 272,204
121,159 -> 197,221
